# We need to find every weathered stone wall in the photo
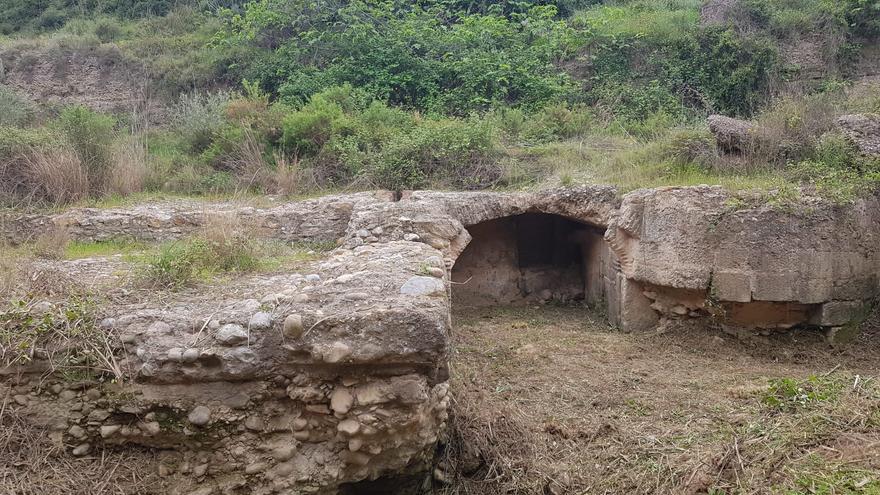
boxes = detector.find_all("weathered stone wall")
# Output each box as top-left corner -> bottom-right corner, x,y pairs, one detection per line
0,192 -> 392,245
2,241 -> 451,494
3,185 -> 880,494
606,186 -> 880,331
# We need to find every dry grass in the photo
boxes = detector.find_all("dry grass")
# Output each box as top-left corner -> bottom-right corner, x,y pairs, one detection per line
442,305 -> 880,494
32,226 -> 70,260
23,148 -> 90,205
230,128 -> 272,192
0,400 -> 162,495
107,135 -> 149,197
230,131 -> 316,196
270,151 -> 315,196
198,212 -> 260,264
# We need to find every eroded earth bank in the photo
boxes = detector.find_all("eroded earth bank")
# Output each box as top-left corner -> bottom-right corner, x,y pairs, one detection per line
1,186 -> 879,494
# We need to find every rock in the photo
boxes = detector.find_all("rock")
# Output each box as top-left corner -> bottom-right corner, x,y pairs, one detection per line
337,419 -> 361,435
84,389 -> 101,400
167,348 -> 184,362
32,301 -> 55,314
348,438 -> 363,452
343,292 -> 369,301
283,314 -> 304,339
193,463 -> 209,477
324,342 -> 352,363
273,445 -> 296,462
216,324 -> 248,345
245,462 -> 268,475
810,301 -> 864,327
182,348 -> 201,363
12,394 -> 28,406
59,390 -> 77,401
100,425 -> 121,438
249,312 -> 273,330
147,321 -> 172,335
400,276 -> 445,297
426,267 -> 445,278
68,425 -> 87,439
305,274 -> 321,283
837,114 -> 880,156
88,409 -> 111,422
707,114 -> 759,154
244,415 -> 265,431
188,406 -> 212,426
140,421 -> 161,436
330,388 -> 354,414
260,294 -> 280,305
72,443 -> 91,457
825,325 -> 861,346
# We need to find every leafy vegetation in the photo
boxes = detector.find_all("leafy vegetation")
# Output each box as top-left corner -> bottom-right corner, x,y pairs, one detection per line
0,297 -> 125,380
138,215 -> 330,288
0,0 -> 878,206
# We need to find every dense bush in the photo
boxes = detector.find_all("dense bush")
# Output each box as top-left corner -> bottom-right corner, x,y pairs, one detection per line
274,86 -> 502,189
0,86 -> 37,127
170,92 -> 233,152
0,0 -> 246,34
54,106 -> 116,188
574,3 -> 779,123
220,0 -> 579,114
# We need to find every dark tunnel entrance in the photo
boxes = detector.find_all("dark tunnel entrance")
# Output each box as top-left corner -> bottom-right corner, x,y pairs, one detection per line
451,213 -> 612,307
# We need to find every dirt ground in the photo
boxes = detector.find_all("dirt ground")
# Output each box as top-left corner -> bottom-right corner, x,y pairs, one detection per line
442,305 -> 880,495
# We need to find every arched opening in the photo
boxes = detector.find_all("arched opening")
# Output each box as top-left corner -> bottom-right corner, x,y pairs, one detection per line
451,212 -> 612,307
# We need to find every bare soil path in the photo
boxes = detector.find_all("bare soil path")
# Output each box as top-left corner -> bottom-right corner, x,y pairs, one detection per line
444,305 -> 880,495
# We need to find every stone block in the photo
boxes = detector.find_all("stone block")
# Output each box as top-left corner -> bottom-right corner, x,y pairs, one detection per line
615,275 -> 659,332
752,272 -> 797,302
713,270 -> 751,303
810,300 -> 864,327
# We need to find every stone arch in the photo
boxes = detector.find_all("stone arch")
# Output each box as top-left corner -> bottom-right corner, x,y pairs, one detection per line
450,212 -> 615,307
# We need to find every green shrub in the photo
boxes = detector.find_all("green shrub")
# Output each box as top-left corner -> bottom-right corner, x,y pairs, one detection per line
844,0 -> 880,38
142,217 -> 262,288
142,241 -> 202,288
281,96 -> 350,157
0,86 -> 37,127
170,92 -> 233,153
814,132 -> 857,169
54,106 -> 116,188
0,127 -> 56,158
664,128 -> 717,167
94,18 -> 123,42
790,155 -> 880,203
370,118 -> 500,190
520,104 -> 592,143
224,1 -> 578,114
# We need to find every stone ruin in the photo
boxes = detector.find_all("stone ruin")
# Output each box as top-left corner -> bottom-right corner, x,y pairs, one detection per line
1,186 -> 878,494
